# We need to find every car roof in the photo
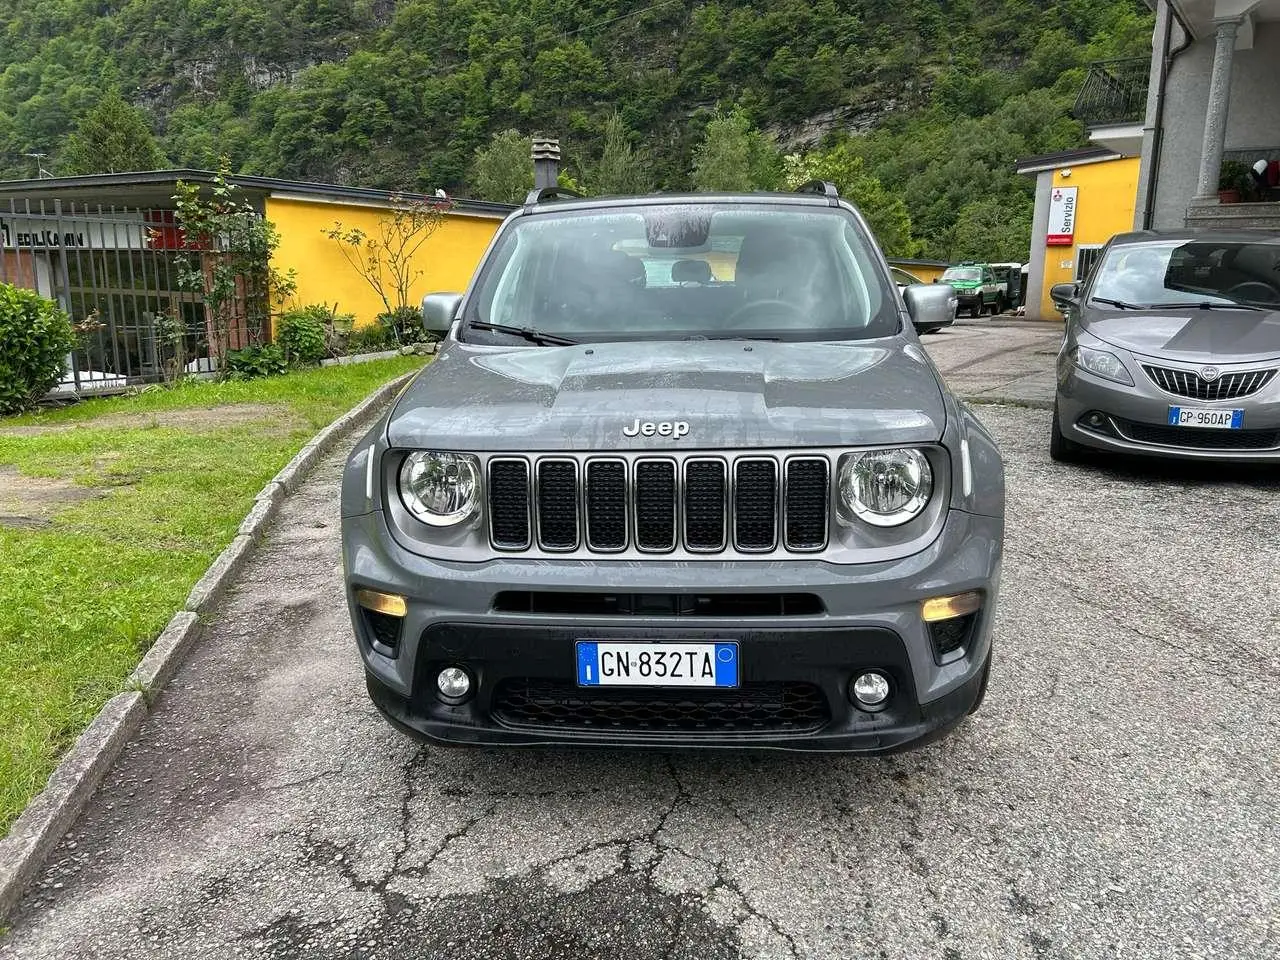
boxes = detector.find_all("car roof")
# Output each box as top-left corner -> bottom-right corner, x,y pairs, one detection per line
1110,228 -> 1280,245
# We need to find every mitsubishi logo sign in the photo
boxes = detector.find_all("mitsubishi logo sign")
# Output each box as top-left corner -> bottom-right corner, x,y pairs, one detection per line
1047,186 -> 1078,247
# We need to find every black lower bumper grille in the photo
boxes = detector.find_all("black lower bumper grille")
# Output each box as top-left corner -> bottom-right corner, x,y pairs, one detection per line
492,679 -> 830,734
1112,418 -> 1280,450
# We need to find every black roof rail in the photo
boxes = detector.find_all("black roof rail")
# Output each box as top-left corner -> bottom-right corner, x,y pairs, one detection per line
523,185 -> 584,210
794,180 -> 840,204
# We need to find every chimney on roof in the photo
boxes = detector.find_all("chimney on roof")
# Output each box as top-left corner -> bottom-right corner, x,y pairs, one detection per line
532,136 -> 560,190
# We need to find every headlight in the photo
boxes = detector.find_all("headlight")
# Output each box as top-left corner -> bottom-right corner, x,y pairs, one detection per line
399,451 -> 480,526
838,449 -> 933,527
1071,345 -> 1133,385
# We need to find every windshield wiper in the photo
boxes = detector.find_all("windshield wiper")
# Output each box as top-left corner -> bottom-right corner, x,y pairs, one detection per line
1090,297 -> 1143,310
467,321 -> 579,346
1155,301 -> 1263,313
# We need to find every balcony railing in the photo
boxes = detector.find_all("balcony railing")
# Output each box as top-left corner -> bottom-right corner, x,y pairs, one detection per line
1073,58 -> 1151,128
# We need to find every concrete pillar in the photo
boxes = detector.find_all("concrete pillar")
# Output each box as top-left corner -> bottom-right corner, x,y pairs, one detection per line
1194,18 -> 1241,199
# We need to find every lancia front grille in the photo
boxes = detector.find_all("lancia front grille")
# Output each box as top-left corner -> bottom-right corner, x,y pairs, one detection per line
1141,364 -> 1276,401
487,453 -> 831,557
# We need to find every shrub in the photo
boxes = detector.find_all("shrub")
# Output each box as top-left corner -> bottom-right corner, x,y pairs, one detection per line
0,283 -> 77,414
224,343 -> 287,379
276,305 -> 329,366
324,310 -> 356,356
377,305 -> 433,345
347,319 -> 395,354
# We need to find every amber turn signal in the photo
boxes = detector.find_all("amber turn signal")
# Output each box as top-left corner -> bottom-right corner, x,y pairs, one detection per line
355,589 -> 408,618
920,591 -> 982,623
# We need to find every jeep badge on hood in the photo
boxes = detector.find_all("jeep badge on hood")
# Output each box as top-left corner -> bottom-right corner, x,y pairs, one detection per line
622,419 -> 690,439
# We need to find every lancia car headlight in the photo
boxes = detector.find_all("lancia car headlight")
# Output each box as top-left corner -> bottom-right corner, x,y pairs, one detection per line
838,449 -> 933,527
399,451 -> 480,526
1071,345 -> 1133,385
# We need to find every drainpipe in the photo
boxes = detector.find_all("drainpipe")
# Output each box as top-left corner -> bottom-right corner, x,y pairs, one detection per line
1143,0 -> 1194,229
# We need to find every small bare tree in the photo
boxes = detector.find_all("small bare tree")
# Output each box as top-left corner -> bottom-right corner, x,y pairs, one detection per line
324,196 -> 453,320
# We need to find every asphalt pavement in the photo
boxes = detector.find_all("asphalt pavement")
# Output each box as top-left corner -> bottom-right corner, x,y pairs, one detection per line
2,320 -> 1277,959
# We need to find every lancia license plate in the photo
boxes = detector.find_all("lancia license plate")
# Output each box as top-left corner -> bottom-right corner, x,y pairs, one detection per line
575,641 -> 738,688
1167,407 -> 1243,429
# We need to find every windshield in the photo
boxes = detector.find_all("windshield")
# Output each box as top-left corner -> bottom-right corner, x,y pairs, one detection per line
463,204 -> 897,343
1089,239 -> 1280,309
942,267 -> 981,282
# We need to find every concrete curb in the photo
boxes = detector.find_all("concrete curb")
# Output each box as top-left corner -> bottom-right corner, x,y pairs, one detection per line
0,368 -> 417,923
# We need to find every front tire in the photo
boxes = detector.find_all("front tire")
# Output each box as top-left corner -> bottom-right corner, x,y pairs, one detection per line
1050,406 -> 1084,463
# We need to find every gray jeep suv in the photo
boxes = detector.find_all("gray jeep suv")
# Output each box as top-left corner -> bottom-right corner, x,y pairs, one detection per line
340,183 -> 1005,753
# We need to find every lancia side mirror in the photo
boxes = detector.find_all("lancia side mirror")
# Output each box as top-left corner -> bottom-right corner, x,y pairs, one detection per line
1049,282 -> 1080,309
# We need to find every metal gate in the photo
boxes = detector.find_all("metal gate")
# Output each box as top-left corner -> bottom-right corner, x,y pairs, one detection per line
1,199 -> 218,396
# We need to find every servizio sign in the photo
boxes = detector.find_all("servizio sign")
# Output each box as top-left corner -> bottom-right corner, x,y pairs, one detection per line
1046,186 -> 1078,247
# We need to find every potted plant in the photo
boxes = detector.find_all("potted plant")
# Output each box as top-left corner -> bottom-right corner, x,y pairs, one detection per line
1218,160 -> 1251,203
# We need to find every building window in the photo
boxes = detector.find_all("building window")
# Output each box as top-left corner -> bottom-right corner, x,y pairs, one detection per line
1075,245 -> 1105,284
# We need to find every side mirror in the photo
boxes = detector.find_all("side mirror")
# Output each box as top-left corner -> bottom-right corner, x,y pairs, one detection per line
1050,282 -> 1080,309
421,292 -> 463,337
903,283 -> 957,330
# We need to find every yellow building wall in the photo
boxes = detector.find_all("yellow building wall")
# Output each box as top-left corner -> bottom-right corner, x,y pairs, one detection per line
266,196 -> 505,326
1038,157 -> 1140,321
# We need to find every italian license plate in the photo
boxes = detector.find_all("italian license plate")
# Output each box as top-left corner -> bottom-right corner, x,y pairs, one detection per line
1167,407 -> 1243,429
575,641 -> 738,688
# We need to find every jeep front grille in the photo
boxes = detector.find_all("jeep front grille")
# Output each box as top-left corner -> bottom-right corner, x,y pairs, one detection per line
487,453 -> 830,557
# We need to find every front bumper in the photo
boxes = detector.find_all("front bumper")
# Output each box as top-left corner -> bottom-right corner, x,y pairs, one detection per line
1058,358 -> 1280,462
342,508 -> 1002,753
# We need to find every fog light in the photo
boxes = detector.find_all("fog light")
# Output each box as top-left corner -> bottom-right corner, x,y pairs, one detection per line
355,589 -> 407,618
921,591 -> 982,623
851,671 -> 891,711
436,667 -> 472,701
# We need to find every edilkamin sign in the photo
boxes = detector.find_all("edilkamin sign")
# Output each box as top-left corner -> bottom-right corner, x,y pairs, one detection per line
1047,186 -> 1078,246
1,214 -> 147,250
0,219 -> 86,249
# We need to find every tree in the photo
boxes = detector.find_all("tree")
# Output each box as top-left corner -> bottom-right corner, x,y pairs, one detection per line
783,143 -> 919,257
582,113 -> 653,196
324,196 -> 454,318
60,90 -> 165,175
947,196 -> 1035,263
469,130 -> 534,204
172,165 -> 296,369
691,111 -> 781,192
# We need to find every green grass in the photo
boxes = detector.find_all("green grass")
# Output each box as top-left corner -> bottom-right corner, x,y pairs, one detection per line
0,357 -> 423,832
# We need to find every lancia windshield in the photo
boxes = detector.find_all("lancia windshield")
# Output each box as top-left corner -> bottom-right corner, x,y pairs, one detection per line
462,203 -> 898,343
1089,239 -> 1280,310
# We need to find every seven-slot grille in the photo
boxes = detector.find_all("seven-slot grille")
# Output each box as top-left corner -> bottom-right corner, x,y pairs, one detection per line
1141,364 -> 1276,401
487,455 -> 830,555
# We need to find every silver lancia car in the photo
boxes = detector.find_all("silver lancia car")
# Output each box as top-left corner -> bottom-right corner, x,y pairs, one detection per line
340,184 -> 1005,753
1052,230 -> 1280,463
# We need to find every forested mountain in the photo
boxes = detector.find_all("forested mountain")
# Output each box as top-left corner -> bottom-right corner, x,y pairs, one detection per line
0,0 -> 1153,259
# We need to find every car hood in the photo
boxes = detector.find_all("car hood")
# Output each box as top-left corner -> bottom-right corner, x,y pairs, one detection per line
386,339 -> 946,451
1084,308 -> 1280,364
